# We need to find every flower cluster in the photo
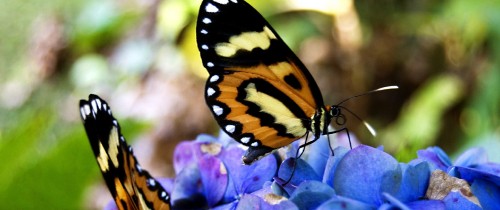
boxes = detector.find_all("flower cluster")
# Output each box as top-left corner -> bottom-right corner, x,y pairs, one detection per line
106,132 -> 500,209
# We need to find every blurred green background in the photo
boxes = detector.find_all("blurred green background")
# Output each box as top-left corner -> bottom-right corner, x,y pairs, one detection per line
0,0 -> 499,208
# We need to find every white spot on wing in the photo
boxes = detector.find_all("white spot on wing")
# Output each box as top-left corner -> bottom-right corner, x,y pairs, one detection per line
212,105 -> 223,116
202,44 -> 209,50
91,100 -> 98,113
225,124 -> 235,133
203,18 -> 212,24
207,87 -> 216,96
214,0 -> 229,4
240,137 -> 250,144
161,191 -> 168,200
95,99 -> 102,110
207,62 -> 214,67
80,104 -> 90,120
103,103 -> 107,110
209,75 -> 219,82
148,178 -> 156,187
206,3 -> 219,13
251,142 -> 258,147
231,0 -> 237,2
136,164 -> 143,173
113,120 -> 118,126
201,29 -> 208,34
83,104 -> 91,116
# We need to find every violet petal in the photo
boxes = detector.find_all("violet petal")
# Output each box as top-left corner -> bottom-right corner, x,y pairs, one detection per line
199,155 -> 228,207
417,147 -> 452,171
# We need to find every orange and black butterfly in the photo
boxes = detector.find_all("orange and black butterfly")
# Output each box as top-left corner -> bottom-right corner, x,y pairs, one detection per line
197,0 -> 347,165
80,94 -> 171,210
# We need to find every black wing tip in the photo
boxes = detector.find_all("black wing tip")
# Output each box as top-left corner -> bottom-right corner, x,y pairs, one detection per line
242,146 -> 274,165
79,94 -> 112,120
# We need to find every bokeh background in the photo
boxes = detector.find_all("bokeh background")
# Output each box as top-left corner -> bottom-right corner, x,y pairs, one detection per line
0,0 -> 499,208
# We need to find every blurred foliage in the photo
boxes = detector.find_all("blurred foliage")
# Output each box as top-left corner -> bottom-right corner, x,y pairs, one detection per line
0,0 -> 499,208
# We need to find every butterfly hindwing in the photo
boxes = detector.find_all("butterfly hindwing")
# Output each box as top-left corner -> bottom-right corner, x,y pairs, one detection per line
80,94 -> 171,210
197,0 -> 326,163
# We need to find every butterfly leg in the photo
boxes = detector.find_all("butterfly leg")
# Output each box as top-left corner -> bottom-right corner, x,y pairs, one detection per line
283,132 -> 313,186
326,127 -> 352,149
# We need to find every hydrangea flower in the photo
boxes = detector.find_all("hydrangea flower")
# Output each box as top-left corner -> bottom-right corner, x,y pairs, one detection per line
418,147 -> 500,209
167,133 -> 297,209
105,132 -> 500,210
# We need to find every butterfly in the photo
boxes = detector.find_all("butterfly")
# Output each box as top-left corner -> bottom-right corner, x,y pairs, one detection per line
196,0 -> 348,165
80,94 -> 171,210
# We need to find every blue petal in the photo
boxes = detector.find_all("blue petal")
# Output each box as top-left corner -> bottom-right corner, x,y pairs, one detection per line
289,181 -> 335,210
381,192 -> 410,210
454,147 -> 488,167
443,191 -> 482,210
384,160 -> 430,203
199,155 -> 228,207
271,181 -> 290,198
334,145 -> 399,206
417,147 -> 452,171
405,200 -> 445,210
317,196 -> 376,210
236,194 -> 299,210
322,147 -> 349,186
276,158 -> 321,195
473,163 -> 500,176
171,164 -> 208,208
454,166 -> 500,186
304,136 -> 331,177
471,179 -> 500,209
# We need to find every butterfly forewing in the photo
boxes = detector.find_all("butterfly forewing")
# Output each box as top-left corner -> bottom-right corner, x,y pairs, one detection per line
80,94 -> 171,210
197,0 -> 326,162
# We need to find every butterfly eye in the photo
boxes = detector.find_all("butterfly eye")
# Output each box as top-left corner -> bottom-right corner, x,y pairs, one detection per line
329,106 -> 341,117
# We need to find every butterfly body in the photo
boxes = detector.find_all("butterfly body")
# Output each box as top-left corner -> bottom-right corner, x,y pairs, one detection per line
197,0 -> 341,164
80,95 -> 171,210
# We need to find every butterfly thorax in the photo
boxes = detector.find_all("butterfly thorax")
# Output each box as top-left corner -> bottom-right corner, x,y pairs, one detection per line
311,106 -> 335,140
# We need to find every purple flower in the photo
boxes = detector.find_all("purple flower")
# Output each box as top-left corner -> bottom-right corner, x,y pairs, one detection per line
169,133 -> 297,209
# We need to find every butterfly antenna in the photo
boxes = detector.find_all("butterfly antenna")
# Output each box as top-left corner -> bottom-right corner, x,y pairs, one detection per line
337,86 -> 399,106
338,105 -> 377,136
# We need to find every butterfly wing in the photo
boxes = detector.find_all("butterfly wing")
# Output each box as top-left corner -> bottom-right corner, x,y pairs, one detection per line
80,94 -> 171,210
197,0 -> 325,163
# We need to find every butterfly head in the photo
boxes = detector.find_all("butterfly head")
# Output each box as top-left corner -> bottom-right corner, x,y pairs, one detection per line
327,105 -> 347,128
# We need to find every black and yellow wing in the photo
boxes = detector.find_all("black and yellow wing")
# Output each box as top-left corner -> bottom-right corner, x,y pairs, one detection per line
196,0 -> 326,164
80,94 -> 171,210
